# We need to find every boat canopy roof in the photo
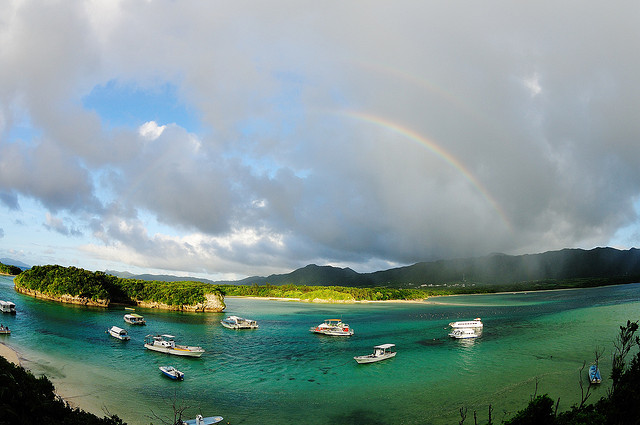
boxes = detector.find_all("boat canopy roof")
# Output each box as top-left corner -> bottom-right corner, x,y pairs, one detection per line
0,300 -> 15,306
110,326 -> 126,333
126,313 -> 144,318
161,334 -> 176,338
374,343 -> 395,349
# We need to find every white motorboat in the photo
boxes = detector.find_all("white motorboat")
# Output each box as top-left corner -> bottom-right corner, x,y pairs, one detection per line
310,319 -> 354,336
221,315 -> 258,330
124,313 -> 146,325
0,300 -> 16,314
182,414 -> 223,425
448,328 -> 479,339
159,365 -> 184,380
354,344 -> 396,364
448,318 -> 483,329
108,326 -> 130,341
144,334 -> 205,357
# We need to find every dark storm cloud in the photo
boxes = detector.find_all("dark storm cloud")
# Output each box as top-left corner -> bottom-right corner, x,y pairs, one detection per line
1,1 -> 639,277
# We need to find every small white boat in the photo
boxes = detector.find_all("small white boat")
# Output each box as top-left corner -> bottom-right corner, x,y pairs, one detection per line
0,324 -> 10,335
0,300 -> 16,314
448,328 -> 479,339
108,326 -> 130,341
144,335 -> 205,357
159,365 -> 184,380
310,319 -> 354,336
182,414 -> 223,425
124,313 -> 146,325
354,344 -> 396,364
449,318 -> 483,329
221,315 -> 258,330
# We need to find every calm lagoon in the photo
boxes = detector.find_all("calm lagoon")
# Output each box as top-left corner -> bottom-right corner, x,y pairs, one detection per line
1,275 -> 638,424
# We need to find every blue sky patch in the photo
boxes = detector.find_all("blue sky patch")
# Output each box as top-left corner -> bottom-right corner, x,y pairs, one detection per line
82,80 -> 203,134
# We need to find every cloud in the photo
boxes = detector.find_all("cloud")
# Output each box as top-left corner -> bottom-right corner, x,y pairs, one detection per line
44,213 -> 83,237
1,1 -> 639,277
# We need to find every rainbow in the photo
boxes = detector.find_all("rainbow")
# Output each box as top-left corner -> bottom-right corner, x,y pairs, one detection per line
339,110 -> 511,230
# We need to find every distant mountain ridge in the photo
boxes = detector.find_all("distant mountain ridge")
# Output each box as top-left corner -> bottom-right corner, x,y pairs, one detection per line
105,247 -> 640,288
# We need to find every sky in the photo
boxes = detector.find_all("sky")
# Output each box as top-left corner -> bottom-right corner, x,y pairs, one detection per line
1,1 -> 640,281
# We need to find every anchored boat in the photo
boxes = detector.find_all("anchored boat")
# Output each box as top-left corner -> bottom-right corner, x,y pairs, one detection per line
182,414 -> 223,425
354,344 -> 396,364
144,334 -> 205,357
221,315 -> 258,330
0,324 -> 10,335
0,300 -> 16,314
108,326 -> 130,341
124,313 -> 146,325
310,319 -> 354,336
159,365 -> 184,380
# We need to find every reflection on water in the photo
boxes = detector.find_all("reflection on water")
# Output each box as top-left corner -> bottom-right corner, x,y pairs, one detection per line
1,276 -> 639,425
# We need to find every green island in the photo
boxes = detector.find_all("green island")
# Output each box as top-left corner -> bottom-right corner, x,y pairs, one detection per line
2,320 -> 640,424
13,265 -> 225,312
0,262 -> 22,276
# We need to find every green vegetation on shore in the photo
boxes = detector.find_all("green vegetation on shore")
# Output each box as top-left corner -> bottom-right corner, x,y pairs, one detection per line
219,283 -> 431,301
14,265 -> 224,308
0,261 -> 22,276
218,276 -> 639,302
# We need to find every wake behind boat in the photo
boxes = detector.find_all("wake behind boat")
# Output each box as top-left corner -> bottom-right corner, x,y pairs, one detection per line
144,334 -> 205,357
159,365 -> 184,380
310,319 -> 354,336
108,326 -> 130,341
221,315 -> 258,330
354,344 -> 396,364
182,414 -> 223,425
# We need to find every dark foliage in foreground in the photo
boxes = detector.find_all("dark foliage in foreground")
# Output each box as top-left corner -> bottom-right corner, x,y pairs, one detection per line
464,320 -> 640,425
0,355 -> 125,425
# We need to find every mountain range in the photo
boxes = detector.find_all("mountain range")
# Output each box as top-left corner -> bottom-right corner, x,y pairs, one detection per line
99,247 -> 640,288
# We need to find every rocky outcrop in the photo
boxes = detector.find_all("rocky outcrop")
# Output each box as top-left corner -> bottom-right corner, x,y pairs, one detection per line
14,287 -> 109,307
135,292 -> 225,312
15,287 -> 225,312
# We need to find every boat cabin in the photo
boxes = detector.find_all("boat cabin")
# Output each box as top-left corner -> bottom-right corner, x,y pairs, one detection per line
0,300 -> 16,314
373,343 -> 395,355
145,334 -> 176,348
108,326 -> 130,340
124,313 -> 146,325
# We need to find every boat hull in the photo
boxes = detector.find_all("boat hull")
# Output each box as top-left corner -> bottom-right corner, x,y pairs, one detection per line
354,352 -> 396,364
144,343 -> 204,357
221,321 -> 258,330
160,367 -> 184,380
182,416 -> 223,425
109,331 -> 130,340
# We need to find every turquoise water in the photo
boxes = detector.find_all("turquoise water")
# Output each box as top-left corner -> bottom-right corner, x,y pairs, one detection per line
1,275 -> 639,424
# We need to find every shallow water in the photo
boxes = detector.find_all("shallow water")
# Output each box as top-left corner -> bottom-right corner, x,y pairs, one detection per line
1,275 -> 638,424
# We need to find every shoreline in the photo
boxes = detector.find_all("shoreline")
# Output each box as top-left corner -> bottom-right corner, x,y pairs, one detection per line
225,295 -> 429,304
0,341 -> 21,365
